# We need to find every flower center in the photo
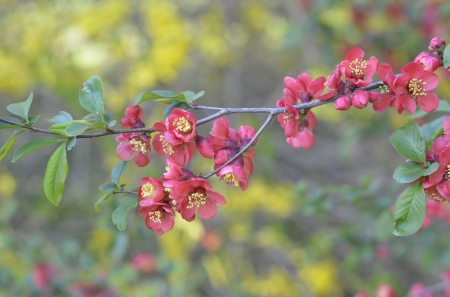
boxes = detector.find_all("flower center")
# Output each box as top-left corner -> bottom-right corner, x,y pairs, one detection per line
187,192 -> 206,209
408,78 -> 426,98
380,83 -> 392,94
141,182 -> 156,197
174,116 -> 192,133
159,135 -> 174,155
130,139 -> 148,153
224,172 -> 239,186
282,113 -> 294,125
446,165 -> 450,179
349,58 -> 366,79
148,210 -> 162,223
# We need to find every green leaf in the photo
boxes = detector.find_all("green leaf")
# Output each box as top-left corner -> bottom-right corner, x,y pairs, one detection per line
47,111 -> 73,125
423,162 -> 439,176
6,93 -> 33,121
82,113 -> 103,123
392,181 -> 426,236
107,120 -> 116,128
65,121 -> 92,136
111,160 -> 127,185
393,162 -> 425,183
389,122 -> 427,163
27,115 -> 40,126
94,189 -> 115,213
192,90 -> 205,103
66,137 -> 77,151
134,90 -> 195,105
0,131 -> 23,163
99,182 -> 118,192
49,120 -> 92,137
12,137 -> 66,163
43,143 -> 69,206
444,44 -> 450,68
164,101 -> 190,118
421,115 -> 446,142
182,91 -> 195,103
79,75 -> 104,118
112,199 -> 138,231
0,117 -> 23,130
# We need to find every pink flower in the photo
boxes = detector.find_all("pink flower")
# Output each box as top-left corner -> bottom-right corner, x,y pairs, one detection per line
116,133 -> 151,167
375,284 -> 396,297
428,36 -> 446,53
196,134 -> 214,158
138,177 -> 165,202
393,62 -> 439,113
423,148 -> 450,202
154,108 -> 197,144
120,105 -> 145,128
340,47 -> 379,87
414,52 -> 440,72
218,164 -> 248,191
131,253 -> 157,274
172,178 -> 227,220
284,73 -> 333,102
373,63 -> 399,112
138,201 -> 175,235
152,132 -> 197,165
409,282 -> 434,297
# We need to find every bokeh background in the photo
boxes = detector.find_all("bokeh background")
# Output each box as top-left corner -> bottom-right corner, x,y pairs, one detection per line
1,0 -> 450,296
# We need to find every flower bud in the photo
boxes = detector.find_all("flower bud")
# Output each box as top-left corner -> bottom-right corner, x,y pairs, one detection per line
335,96 -> 352,110
351,90 -> 369,109
428,36 -> 446,53
414,52 -> 440,72
196,135 -> 214,158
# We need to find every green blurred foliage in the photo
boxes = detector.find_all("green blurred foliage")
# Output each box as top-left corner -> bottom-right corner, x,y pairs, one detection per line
0,0 -> 450,296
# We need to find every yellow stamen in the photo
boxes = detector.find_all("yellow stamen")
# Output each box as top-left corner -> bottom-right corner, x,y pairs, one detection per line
173,116 -> 192,133
186,192 -> 206,209
224,172 -> 239,186
148,211 -> 162,223
141,182 -> 156,197
159,135 -> 174,155
130,139 -> 148,153
349,58 -> 367,78
408,78 -> 426,97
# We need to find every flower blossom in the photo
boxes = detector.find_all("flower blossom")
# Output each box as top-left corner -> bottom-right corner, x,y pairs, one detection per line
138,200 -> 175,235
120,105 -> 145,128
116,133 -> 151,167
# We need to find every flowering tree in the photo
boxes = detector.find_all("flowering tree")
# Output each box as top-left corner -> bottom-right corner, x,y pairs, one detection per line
1,37 -> 449,241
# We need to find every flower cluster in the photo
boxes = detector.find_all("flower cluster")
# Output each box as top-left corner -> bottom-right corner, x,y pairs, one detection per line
276,37 -> 445,150
115,105 -> 258,234
112,37 -> 446,235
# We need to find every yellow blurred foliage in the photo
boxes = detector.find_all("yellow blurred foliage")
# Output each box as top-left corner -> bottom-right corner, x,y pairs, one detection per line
0,170 -> 17,198
300,259 -> 342,297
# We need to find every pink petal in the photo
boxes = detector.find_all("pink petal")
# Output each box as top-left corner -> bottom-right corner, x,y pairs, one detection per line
306,111 -> 316,129
421,71 -> 439,91
378,63 -> 394,82
161,214 -> 174,232
212,118 -> 230,139
116,143 -> 134,161
309,76 -> 326,97
284,76 -> 300,94
346,47 -> 364,61
402,62 -> 424,79
444,117 -> 450,135
401,94 -> 417,114
363,56 -> 379,78
207,190 -> 227,205
373,94 -> 394,112
135,152 -> 151,167
296,73 -> 313,93
417,92 -> 439,112
198,198 -> 217,219
335,96 -> 352,110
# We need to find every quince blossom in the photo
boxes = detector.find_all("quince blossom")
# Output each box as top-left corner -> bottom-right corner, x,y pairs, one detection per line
116,133 -> 151,167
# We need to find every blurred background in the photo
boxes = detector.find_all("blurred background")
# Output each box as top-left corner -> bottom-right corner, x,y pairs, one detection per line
1,0 -> 450,296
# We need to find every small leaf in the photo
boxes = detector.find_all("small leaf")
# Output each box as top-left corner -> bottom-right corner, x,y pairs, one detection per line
49,120 -> 92,137
27,115 -> 40,126
423,162 -> 440,176
7,93 -> 33,121
99,182 -> 118,192
392,181 -> 426,236
79,75 -> 104,118
134,90 -> 193,105
108,120 -> 116,128
192,90 -> 205,103
444,44 -> 450,68
66,137 -> 77,151
164,101 -> 189,118
389,122 -> 427,163
393,162 -> 426,183
182,91 -> 195,103
65,121 -> 92,136
47,111 -> 73,125
111,160 -> 128,185
104,111 -> 112,122
0,117 -> 23,130
82,113 -> 103,123
0,131 -> 24,163
43,143 -> 69,206
12,137 -> 66,163
94,189 -> 115,213
112,199 -> 138,231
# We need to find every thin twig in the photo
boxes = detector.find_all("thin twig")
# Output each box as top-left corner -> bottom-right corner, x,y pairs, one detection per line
201,112 -> 275,179
113,189 -> 138,196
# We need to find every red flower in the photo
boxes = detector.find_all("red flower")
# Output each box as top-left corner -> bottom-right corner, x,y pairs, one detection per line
428,36 -> 446,53
414,52 -> 440,72
131,253 -> 157,274
284,73 -> 333,102
154,108 -> 197,144
138,200 -> 175,235
196,134 -> 214,158
217,164 -> 248,191
423,148 -> 450,202
339,47 -> 379,87
393,62 -> 439,113
372,63 -> 399,112
120,105 -> 145,128
172,178 -> 227,220
138,177 -> 165,202
116,133 -> 151,167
